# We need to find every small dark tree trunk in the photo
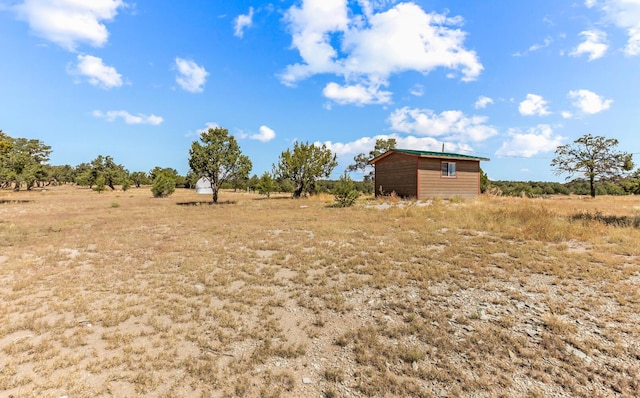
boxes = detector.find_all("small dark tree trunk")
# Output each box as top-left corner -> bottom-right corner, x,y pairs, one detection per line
589,176 -> 596,198
293,182 -> 304,198
211,181 -> 219,203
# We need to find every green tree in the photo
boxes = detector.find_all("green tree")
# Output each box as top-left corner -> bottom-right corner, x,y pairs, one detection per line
88,155 -> 129,190
256,172 -> 277,198
621,169 -> 640,194
333,172 -> 360,207
188,127 -> 252,203
150,167 -> 178,181
551,134 -> 634,198
130,171 -> 151,188
49,164 -> 75,185
347,138 -> 397,180
151,170 -> 176,197
184,170 -> 199,189
480,168 -> 489,193
247,174 -> 260,193
274,141 -> 337,198
0,131 -> 52,190
74,162 -> 95,188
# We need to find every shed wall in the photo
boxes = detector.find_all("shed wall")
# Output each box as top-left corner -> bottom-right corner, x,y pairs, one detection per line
418,158 -> 480,198
374,153 -> 418,197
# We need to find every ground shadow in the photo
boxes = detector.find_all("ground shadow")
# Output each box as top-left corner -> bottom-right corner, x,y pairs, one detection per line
252,196 -> 293,201
571,211 -> 640,228
0,200 -> 32,204
176,200 -> 237,206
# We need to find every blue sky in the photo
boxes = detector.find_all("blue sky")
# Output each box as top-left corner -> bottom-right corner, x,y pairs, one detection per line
1,0 -> 638,181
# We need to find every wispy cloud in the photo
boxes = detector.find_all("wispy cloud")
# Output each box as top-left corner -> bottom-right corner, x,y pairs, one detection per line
570,29 -> 608,60
93,110 -> 163,125
175,57 -> 208,93
474,96 -> 494,109
586,0 -> 640,56
234,7 -> 254,38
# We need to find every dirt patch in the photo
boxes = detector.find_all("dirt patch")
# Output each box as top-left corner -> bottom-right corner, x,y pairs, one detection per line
1,187 -> 639,397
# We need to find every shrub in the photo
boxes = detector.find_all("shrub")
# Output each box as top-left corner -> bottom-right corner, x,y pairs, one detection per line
151,171 -> 176,198
121,179 -> 131,191
94,175 -> 106,193
333,172 -> 360,207
256,172 -> 277,198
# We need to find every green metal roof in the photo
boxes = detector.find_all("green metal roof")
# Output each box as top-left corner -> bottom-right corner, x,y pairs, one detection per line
369,149 -> 490,164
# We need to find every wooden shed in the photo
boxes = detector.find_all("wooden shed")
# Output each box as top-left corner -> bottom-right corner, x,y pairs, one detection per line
368,149 -> 490,199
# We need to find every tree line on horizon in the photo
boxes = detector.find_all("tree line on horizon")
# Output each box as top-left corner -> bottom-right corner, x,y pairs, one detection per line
2,128 -> 638,199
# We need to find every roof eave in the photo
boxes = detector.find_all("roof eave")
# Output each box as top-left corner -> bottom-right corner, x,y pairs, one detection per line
368,150 -> 490,164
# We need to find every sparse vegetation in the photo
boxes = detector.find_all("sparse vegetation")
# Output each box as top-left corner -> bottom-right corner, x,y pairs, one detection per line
332,172 -> 359,207
151,170 -> 177,198
1,186 -> 640,396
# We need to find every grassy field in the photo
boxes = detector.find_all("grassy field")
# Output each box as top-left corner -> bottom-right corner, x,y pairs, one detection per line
1,186 -> 639,397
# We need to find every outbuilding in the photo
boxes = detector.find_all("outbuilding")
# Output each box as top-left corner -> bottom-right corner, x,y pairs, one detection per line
195,177 -> 213,194
368,149 -> 490,199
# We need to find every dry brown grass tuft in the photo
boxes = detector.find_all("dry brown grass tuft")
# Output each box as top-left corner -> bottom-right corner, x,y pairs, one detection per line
1,187 -> 639,396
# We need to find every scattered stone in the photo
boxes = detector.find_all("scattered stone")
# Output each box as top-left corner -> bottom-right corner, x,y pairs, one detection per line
567,345 -> 591,363
302,377 -> 312,384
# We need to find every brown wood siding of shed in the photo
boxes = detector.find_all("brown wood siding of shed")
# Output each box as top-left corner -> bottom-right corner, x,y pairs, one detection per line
418,158 -> 480,198
374,153 -> 418,197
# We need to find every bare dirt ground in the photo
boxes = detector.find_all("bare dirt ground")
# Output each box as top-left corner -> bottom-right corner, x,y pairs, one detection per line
1,186 -> 639,397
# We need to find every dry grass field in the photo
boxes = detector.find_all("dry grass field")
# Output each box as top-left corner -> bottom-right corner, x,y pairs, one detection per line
1,186 -> 640,397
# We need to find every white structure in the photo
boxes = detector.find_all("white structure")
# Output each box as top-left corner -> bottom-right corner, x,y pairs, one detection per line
195,177 -> 213,194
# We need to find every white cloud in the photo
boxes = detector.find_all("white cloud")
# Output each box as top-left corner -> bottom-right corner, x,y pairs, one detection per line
93,110 -> 163,125
71,54 -> 122,89
519,94 -> 550,116
388,107 -> 499,142
234,7 -> 254,38
281,1 -> 482,103
175,58 -> 208,93
568,89 -> 613,114
570,30 -> 608,60
529,36 -> 553,52
515,36 -> 554,56
13,0 -> 125,51
585,0 -> 640,55
474,96 -> 494,109
562,111 -> 574,119
319,134 -> 473,169
409,84 -> 424,97
495,125 -> 565,157
184,122 -> 220,138
322,81 -> 392,105
250,125 -> 276,142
